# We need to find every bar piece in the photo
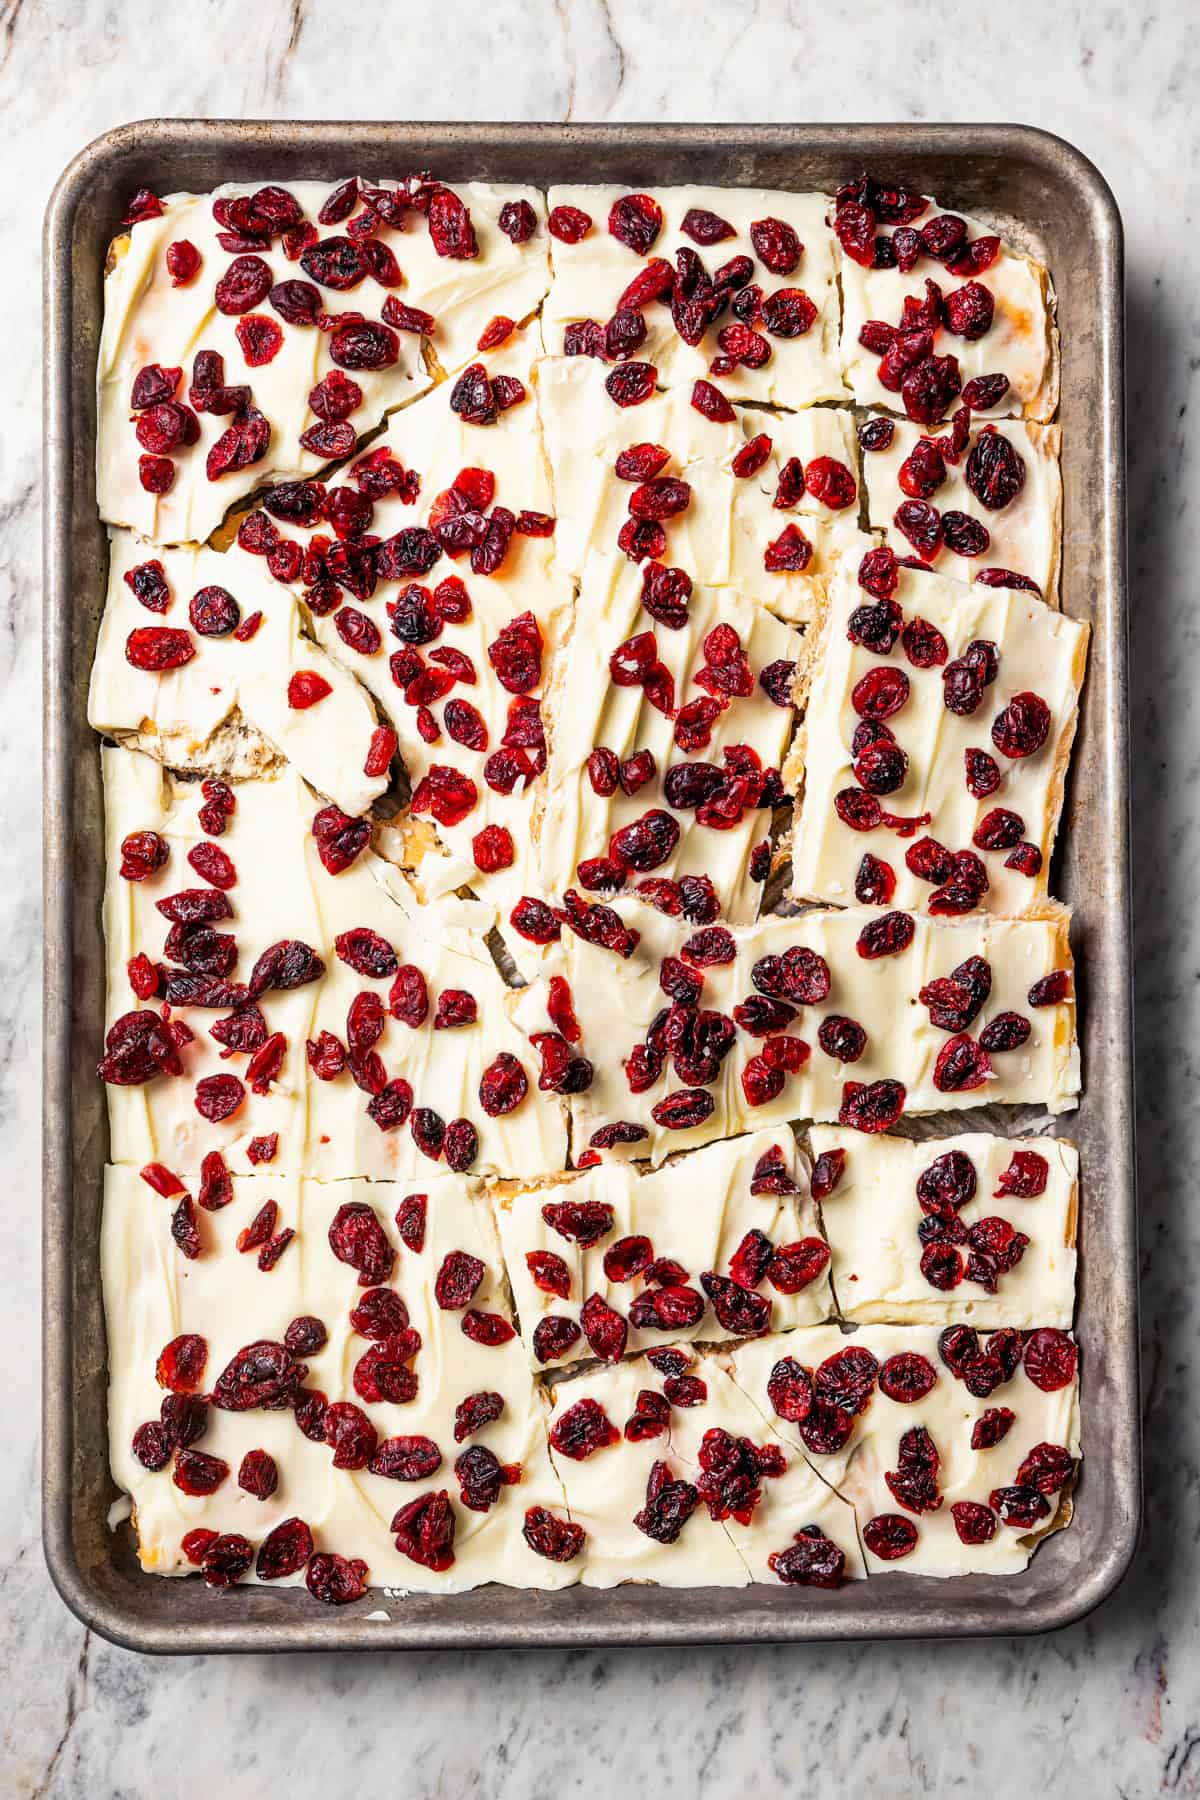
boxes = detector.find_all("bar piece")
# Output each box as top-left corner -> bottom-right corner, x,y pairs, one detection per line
536,354 -> 871,625
857,413 -> 1061,601
811,1127 -> 1077,1327
834,174 -> 1057,421
98,177 -> 550,545
535,550 -> 801,922
541,185 -> 846,409
545,1350 -> 865,1588
103,1164 -> 577,1592
494,1128 -> 833,1373
787,557 -> 1088,916
729,1323 -> 1080,1576
235,322 -> 571,909
91,531 -> 391,818
508,892 -> 1079,1166
101,747 -> 567,1181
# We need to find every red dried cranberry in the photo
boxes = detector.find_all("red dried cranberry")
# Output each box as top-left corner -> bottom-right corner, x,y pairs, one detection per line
992,691 -> 1051,759
966,428 -> 1026,510
763,523 -> 813,573
801,457 -> 856,513
306,1551 -> 370,1603
550,1397 -> 619,1462
607,191 -> 663,254
236,1448 -> 278,1500
475,1053 -> 526,1117
173,1448 -> 230,1496
856,911 -> 915,960
605,361 -> 657,406
864,1514 -> 919,1560
768,1526 -> 846,1588
548,204 -> 592,243
328,1201 -> 394,1286
839,1078 -> 905,1132
1023,1328 -> 1077,1392
749,216 -> 801,274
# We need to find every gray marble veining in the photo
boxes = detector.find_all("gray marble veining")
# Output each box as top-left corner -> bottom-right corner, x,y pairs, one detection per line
5,0 -> 1199,1793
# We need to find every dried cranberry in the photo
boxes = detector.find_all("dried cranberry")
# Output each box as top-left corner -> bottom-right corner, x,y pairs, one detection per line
328,1201 -> 394,1286
605,191 -> 662,254
306,1551 -> 370,1604
246,1517 -> 312,1584
965,428 -> 1026,510
213,255 -> 273,315
1023,1328 -> 1077,1392
605,361 -> 657,406
234,1448 -> 277,1500
864,1514 -> 919,1560
839,1078 -> 906,1133
992,691 -> 1051,759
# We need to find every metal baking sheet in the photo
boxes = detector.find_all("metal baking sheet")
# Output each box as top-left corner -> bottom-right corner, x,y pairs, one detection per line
42,120 -> 1138,1651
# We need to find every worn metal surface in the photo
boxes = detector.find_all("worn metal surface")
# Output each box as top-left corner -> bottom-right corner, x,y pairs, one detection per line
42,120 -> 1137,1652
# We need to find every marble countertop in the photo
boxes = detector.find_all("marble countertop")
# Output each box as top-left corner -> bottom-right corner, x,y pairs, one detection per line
5,0 -> 1195,1793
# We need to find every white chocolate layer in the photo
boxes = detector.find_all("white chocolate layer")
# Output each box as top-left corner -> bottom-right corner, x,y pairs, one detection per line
104,1164 -> 575,1590
788,560 -> 1088,915
92,531 -> 389,818
103,748 -> 567,1180
495,1129 -> 832,1371
838,200 -> 1056,420
730,1324 -> 1079,1576
510,894 -> 1079,1166
99,179 -> 550,545
546,1351 -> 865,1588
812,1127 -> 1078,1327
543,186 -> 846,409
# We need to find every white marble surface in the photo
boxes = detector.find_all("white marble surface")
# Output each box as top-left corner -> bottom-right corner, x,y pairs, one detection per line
4,0 -> 1196,1793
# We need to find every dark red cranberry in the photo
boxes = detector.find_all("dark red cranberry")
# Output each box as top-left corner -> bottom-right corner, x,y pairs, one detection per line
965,428 -> 1026,510
964,747 -> 1002,797
992,691 -> 1051,759
1023,1328 -> 1078,1392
